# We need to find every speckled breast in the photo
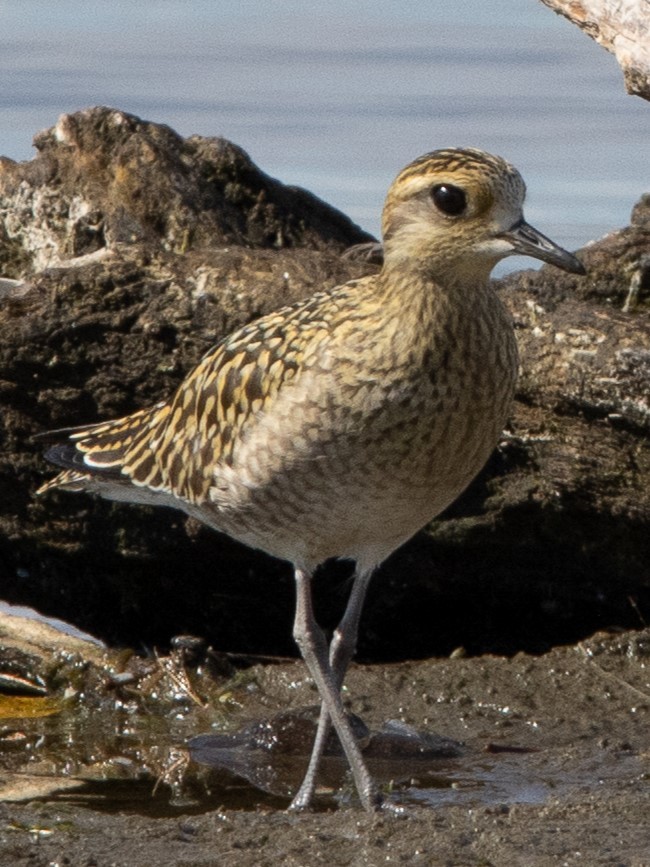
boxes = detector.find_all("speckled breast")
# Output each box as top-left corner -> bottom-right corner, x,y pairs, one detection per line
203,289 -> 518,572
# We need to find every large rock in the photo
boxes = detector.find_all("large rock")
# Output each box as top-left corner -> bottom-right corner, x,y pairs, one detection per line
0,106 -> 374,274
0,108 -> 648,659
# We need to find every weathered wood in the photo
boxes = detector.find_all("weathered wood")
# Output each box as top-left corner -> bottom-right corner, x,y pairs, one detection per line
540,0 -> 650,99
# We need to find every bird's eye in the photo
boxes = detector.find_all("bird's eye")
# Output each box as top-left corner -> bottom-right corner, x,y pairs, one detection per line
430,184 -> 467,216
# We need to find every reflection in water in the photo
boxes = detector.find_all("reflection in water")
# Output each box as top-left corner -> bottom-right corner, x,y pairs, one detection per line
188,710 -> 463,801
1,697 -> 645,815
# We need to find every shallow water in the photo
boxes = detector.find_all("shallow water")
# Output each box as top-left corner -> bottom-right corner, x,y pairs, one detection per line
1,0 -> 648,271
1,698 -> 643,817
1,617 -> 649,867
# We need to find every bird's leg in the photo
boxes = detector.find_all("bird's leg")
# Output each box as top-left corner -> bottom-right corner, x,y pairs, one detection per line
289,568 -> 375,811
290,567 -> 381,812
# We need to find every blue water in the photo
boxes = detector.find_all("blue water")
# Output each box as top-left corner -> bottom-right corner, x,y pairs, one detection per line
1,0 -> 648,268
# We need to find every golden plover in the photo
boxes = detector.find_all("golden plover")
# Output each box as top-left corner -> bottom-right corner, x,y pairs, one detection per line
37,148 -> 585,811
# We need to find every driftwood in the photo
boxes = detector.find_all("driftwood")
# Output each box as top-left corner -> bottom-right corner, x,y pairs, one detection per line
540,0 -> 650,99
0,108 -> 648,659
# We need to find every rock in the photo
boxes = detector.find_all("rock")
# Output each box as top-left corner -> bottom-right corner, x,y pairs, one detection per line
0,106 -> 374,276
0,108 -> 648,659
540,0 -> 650,100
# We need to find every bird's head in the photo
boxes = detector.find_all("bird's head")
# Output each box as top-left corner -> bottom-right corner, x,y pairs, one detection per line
381,147 -> 585,281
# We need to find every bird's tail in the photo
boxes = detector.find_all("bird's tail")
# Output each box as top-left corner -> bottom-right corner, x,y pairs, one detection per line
35,405 -> 162,495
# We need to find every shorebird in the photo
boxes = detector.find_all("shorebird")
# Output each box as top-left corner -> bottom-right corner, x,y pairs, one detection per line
37,148 -> 585,811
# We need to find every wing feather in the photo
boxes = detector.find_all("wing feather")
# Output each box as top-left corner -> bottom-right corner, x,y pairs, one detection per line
36,283 -> 349,504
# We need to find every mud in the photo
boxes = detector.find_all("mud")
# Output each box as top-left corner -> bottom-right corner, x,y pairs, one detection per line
0,611 -> 648,866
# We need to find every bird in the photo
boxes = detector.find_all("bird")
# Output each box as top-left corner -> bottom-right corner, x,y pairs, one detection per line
36,147 -> 585,812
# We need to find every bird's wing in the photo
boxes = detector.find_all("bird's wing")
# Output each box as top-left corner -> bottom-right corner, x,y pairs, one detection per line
36,288 -> 341,503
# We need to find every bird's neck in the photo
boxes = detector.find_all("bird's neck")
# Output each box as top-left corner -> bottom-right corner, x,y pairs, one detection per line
376,256 -> 494,327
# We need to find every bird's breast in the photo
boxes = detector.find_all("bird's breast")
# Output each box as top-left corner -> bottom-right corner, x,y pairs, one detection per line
202,288 -> 517,568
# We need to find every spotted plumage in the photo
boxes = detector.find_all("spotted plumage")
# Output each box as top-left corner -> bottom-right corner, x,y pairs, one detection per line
37,148 -> 585,811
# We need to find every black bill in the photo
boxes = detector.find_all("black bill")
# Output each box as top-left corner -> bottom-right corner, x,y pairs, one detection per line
501,219 -> 586,275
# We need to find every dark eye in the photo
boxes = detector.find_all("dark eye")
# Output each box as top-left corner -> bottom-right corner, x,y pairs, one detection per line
430,184 -> 467,216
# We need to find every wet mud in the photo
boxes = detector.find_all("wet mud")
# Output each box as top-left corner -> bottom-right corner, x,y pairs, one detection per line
0,611 -> 648,866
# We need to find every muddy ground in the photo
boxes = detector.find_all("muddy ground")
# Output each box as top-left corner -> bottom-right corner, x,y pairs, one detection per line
0,614 -> 648,867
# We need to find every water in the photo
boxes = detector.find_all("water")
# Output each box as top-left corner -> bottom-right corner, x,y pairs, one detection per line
1,1 -> 648,269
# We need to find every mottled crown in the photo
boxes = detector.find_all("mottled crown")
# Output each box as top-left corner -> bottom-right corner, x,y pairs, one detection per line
394,147 -> 523,188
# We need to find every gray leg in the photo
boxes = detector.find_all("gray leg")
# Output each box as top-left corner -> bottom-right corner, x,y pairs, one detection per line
290,567 -> 381,811
289,568 -> 375,811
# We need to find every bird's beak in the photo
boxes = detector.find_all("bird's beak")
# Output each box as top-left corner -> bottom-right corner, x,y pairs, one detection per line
500,219 -> 586,275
